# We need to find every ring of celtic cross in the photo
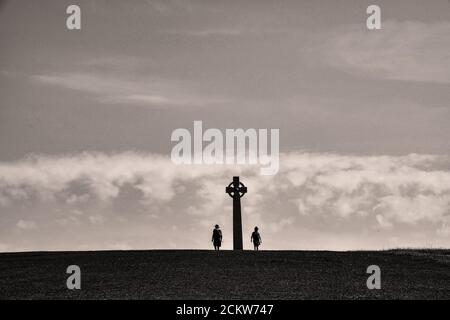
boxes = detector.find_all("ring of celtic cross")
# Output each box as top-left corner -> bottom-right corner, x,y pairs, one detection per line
226,182 -> 247,198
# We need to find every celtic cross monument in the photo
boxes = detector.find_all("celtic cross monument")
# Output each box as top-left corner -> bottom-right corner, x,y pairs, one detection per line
225,176 -> 247,250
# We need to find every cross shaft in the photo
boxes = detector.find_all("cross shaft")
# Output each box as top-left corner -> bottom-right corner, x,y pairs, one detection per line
226,176 -> 247,250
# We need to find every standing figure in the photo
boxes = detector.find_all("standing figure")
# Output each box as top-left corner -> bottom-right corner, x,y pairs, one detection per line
212,224 -> 222,250
251,226 -> 262,251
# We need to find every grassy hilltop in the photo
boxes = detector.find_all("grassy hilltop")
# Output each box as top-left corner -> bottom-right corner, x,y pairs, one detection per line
0,249 -> 449,299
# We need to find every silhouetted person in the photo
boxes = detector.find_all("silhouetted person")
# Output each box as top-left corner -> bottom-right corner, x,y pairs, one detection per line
212,224 -> 222,250
251,226 -> 262,251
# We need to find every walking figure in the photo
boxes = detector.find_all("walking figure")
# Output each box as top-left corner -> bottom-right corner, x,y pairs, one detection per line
251,226 -> 262,251
212,224 -> 222,250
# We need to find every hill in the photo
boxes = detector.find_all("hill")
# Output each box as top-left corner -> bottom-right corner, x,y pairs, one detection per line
0,249 -> 449,299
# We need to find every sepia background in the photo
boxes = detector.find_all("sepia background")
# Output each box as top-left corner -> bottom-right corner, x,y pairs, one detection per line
0,0 -> 449,251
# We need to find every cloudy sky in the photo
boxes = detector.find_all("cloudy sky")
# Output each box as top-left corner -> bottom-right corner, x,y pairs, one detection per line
0,0 -> 449,252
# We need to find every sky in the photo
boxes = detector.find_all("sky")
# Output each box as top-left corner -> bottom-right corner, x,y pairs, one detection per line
0,0 -> 449,252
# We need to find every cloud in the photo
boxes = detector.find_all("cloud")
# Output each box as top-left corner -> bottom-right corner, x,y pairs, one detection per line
267,217 -> 295,233
315,21 -> 450,84
55,216 -> 80,227
31,73 -> 226,107
75,242 -> 132,251
437,222 -> 450,237
376,214 -> 393,230
66,194 -> 89,205
1,151 -> 450,250
285,153 -> 450,223
17,219 -> 37,230
89,215 -> 105,225
166,28 -> 243,37
164,25 -> 292,37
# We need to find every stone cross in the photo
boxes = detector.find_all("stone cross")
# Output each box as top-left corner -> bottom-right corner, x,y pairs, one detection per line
226,176 -> 247,250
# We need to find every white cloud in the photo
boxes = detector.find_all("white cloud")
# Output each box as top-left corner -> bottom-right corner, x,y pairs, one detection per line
75,242 -> 133,251
282,153 -> 450,227
166,28 -> 243,37
1,151 -> 450,250
267,217 -> 295,233
31,73 -> 226,107
66,194 -> 89,205
316,21 -> 450,84
437,221 -> 450,237
376,214 -> 393,230
89,215 -> 105,225
55,216 -> 80,227
17,219 -> 37,230
108,242 -> 132,250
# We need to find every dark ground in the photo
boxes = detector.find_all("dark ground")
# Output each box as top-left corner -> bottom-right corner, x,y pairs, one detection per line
0,249 -> 449,299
